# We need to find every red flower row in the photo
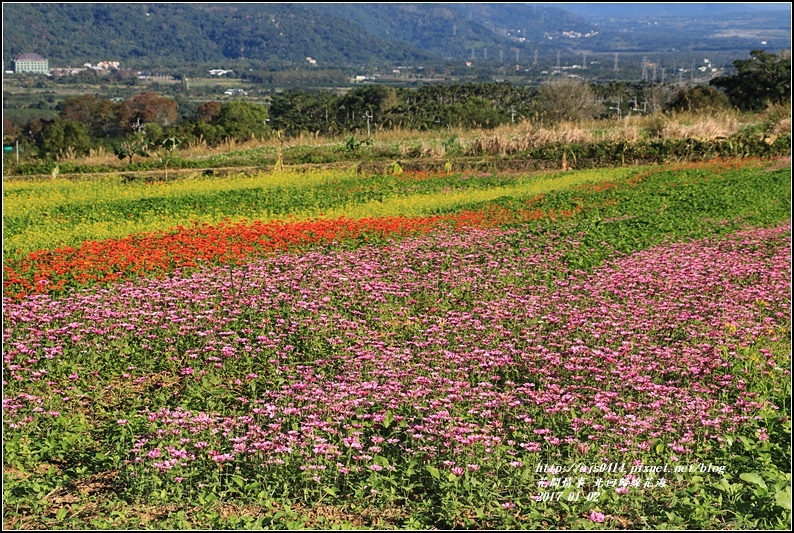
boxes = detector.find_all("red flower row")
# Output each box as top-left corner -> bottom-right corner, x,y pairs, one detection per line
3,201 -> 580,299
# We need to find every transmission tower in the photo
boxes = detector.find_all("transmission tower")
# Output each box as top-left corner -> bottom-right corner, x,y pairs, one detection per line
533,49 -> 538,65
641,57 -> 648,82
613,53 -> 619,73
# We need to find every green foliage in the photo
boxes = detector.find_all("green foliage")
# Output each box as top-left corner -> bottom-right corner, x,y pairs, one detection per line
344,136 -> 372,153
39,119 -> 92,161
665,85 -> 731,113
114,132 -> 150,166
268,91 -> 341,138
212,101 -> 269,143
710,50 -> 792,111
154,137 -> 181,181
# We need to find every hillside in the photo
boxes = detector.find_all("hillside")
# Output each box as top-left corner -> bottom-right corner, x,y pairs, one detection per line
1,3 -> 433,69
2,3 -> 790,72
2,3 -> 593,69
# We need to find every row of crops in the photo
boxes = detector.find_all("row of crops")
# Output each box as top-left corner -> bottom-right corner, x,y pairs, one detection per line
3,158 -> 791,529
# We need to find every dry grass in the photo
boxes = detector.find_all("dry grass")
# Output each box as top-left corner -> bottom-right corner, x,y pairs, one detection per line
28,108 -> 788,170
657,112 -> 740,139
761,103 -> 792,134
462,111 -> 756,156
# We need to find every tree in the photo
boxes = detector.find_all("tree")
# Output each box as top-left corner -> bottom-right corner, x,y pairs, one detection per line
665,85 -> 730,113
440,97 -> 505,129
154,137 -> 181,181
40,119 -> 92,160
338,86 -> 401,131
212,101 -> 270,142
534,80 -> 604,124
114,131 -> 150,166
118,92 -> 179,130
269,91 -> 341,137
710,50 -> 791,111
195,101 -> 222,123
59,94 -> 121,139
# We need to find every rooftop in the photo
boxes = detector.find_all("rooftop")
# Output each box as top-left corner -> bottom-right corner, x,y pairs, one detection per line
14,53 -> 46,61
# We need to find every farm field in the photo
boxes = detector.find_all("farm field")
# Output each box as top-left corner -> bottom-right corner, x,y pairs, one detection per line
2,158 -> 792,529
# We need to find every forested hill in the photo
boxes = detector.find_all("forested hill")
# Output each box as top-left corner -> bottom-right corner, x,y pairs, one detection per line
2,3 -> 588,69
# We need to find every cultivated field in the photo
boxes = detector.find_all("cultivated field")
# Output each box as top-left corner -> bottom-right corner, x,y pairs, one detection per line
2,157 -> 791,529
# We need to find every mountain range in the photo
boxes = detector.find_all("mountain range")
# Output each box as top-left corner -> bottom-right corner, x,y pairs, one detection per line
2,3 -> 790,70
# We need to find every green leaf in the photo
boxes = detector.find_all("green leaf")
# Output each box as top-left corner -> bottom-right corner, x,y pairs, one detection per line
740,472 -> 768,489
231,474 -> 245,488
716,478 -> 733,494
323,487 -> 338,497
55,507 -> 68,521
383,411 -> 393,429
426,465 -> 440,480
775,487 -> 792,510
656,443 -> 665,454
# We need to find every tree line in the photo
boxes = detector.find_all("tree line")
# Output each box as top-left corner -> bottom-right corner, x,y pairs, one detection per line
3,51 -> 789,163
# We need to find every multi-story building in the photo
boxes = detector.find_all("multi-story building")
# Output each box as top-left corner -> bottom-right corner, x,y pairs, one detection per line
12,53 -> 49,74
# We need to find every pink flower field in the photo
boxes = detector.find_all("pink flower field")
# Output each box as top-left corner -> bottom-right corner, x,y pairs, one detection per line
3,219 -> 791,528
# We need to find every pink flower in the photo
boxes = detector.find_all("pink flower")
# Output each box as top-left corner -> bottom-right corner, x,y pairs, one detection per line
589,511 -> 606,523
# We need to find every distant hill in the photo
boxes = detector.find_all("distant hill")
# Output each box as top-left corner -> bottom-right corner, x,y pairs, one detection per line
553,3 -> 791,20
2,3 -> 591,69
2,3 -> 434,69
2,3 -> 790,71
306,3 -> 591,58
